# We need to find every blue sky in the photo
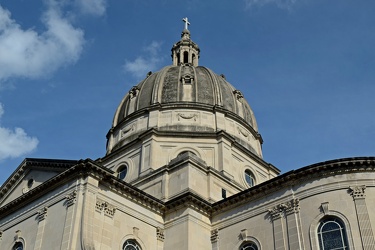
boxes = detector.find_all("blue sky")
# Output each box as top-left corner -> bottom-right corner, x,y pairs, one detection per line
0,0 -> 374,185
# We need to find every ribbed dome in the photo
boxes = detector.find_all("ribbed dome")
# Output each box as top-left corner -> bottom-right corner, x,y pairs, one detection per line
113,65 -> 257,131
107,23 -> 262,157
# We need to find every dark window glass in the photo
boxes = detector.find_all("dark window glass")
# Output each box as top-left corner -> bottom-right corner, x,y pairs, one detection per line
117,165 -> 128,180
318,217 -> 349,250
123,239 -> 141,250
13,242 -> 23,250
245,170 -> 255,187
241,242 -> 258,250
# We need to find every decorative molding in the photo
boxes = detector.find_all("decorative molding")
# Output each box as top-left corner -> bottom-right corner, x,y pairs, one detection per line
15,230 -> 21,241
133,227 -> 139,237
349,185 -> 366,199
65,190 -> 77,207
320,202 -> 329,214
37,207 -> 48,222
284,198 -> 300,215
95,198 -> 116,217
177,113 -> 198,121
121,124 -> 136,137
268,205 -> 283,221
268,198 -> 300,220
237,127 -> 249,139
156,227 -> 164,242
211,229 -> 219,243
240,229 -> 247,240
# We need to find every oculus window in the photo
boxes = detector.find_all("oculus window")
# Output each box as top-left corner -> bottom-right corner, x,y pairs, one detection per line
317,217 -> 349,250
117,165 -> 128,180
244,169 -> 255,187
123,239 -> 141,250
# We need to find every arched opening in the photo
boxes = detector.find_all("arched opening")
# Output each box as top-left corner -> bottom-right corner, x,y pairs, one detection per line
122,239 -> 141,250
317,217 -> 349,250
183,51 -> 189,63
240,242 -> 259,250
177,52 -> 180,65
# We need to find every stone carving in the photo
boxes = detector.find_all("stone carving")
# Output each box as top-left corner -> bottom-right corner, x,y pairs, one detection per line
268,205 -> 283,221
129,86 -> 140,99
233,90 -> 244,100
211,229 -> 219,243
320,202 -> 329,214
284,198 -> 300,215
237,127 -> 250,140
156,227 -> 165,241
0,230 -> 3,240
95,199 -> 116,217
37,207 -> 48,222
181,74 -> 194,85
66,190 -> 77,207
240,229 -> 248,240
177,113 -> 198,121
121,124 -> 136,137
268,198 -> 300,220
15,230 -> 21,240
349,185 -> 366,199
133,227 -> 139,237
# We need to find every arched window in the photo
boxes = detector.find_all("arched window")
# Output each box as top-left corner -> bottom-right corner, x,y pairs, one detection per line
240,242 -> 258,250
117,165 -> 128,180
244,169 -> 255,187
317,217 -> 349,250
13,242 -> 24,250
123,239 -> 141,250
183,51 -> 189,63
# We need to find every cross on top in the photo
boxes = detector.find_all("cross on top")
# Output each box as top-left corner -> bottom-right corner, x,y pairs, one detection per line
182,17 -> 190,30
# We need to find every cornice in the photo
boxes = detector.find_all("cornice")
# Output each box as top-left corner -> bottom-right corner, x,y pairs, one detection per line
211,157 -> 375,215
0,158 -> 78,200
1,157 -> 374,221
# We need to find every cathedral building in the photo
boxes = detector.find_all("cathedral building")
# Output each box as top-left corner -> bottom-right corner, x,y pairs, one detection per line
1,19 -> 375,250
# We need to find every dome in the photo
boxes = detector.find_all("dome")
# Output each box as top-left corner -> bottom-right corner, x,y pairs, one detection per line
112,65 -> 257,130
106,20 -> 262,157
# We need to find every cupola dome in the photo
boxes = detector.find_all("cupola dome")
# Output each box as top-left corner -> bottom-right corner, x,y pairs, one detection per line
107,19 -> 262,158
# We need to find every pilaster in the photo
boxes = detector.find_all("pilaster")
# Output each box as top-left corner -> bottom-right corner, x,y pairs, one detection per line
349,185 -> 375,249
34,206 -> 48,250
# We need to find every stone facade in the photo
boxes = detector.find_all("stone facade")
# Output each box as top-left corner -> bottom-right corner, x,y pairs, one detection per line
1,22 -> 374,250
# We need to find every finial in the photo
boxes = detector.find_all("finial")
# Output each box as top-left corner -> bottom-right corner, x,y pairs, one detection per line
182,17 -> 190,30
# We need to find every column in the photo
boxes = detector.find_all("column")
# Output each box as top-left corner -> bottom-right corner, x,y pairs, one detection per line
349,185 -> 375,250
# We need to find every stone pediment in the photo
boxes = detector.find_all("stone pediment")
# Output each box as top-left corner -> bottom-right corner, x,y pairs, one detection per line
0,158 -> 77,207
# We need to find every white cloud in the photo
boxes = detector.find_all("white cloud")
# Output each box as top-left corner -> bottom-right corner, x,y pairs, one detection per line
245,0 -> 297,10
0,103 -> 38,161
0,2 -> 85,82
75,0 -> 107,16
123,41 -> 164,79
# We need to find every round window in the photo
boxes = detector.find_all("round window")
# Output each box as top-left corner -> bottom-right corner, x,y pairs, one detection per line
117,165 -> 128,180
244,170 -> 255,187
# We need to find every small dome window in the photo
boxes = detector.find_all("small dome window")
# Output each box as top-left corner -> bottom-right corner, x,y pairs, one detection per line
244,169 -> 255,187
117,165 -> 128,180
